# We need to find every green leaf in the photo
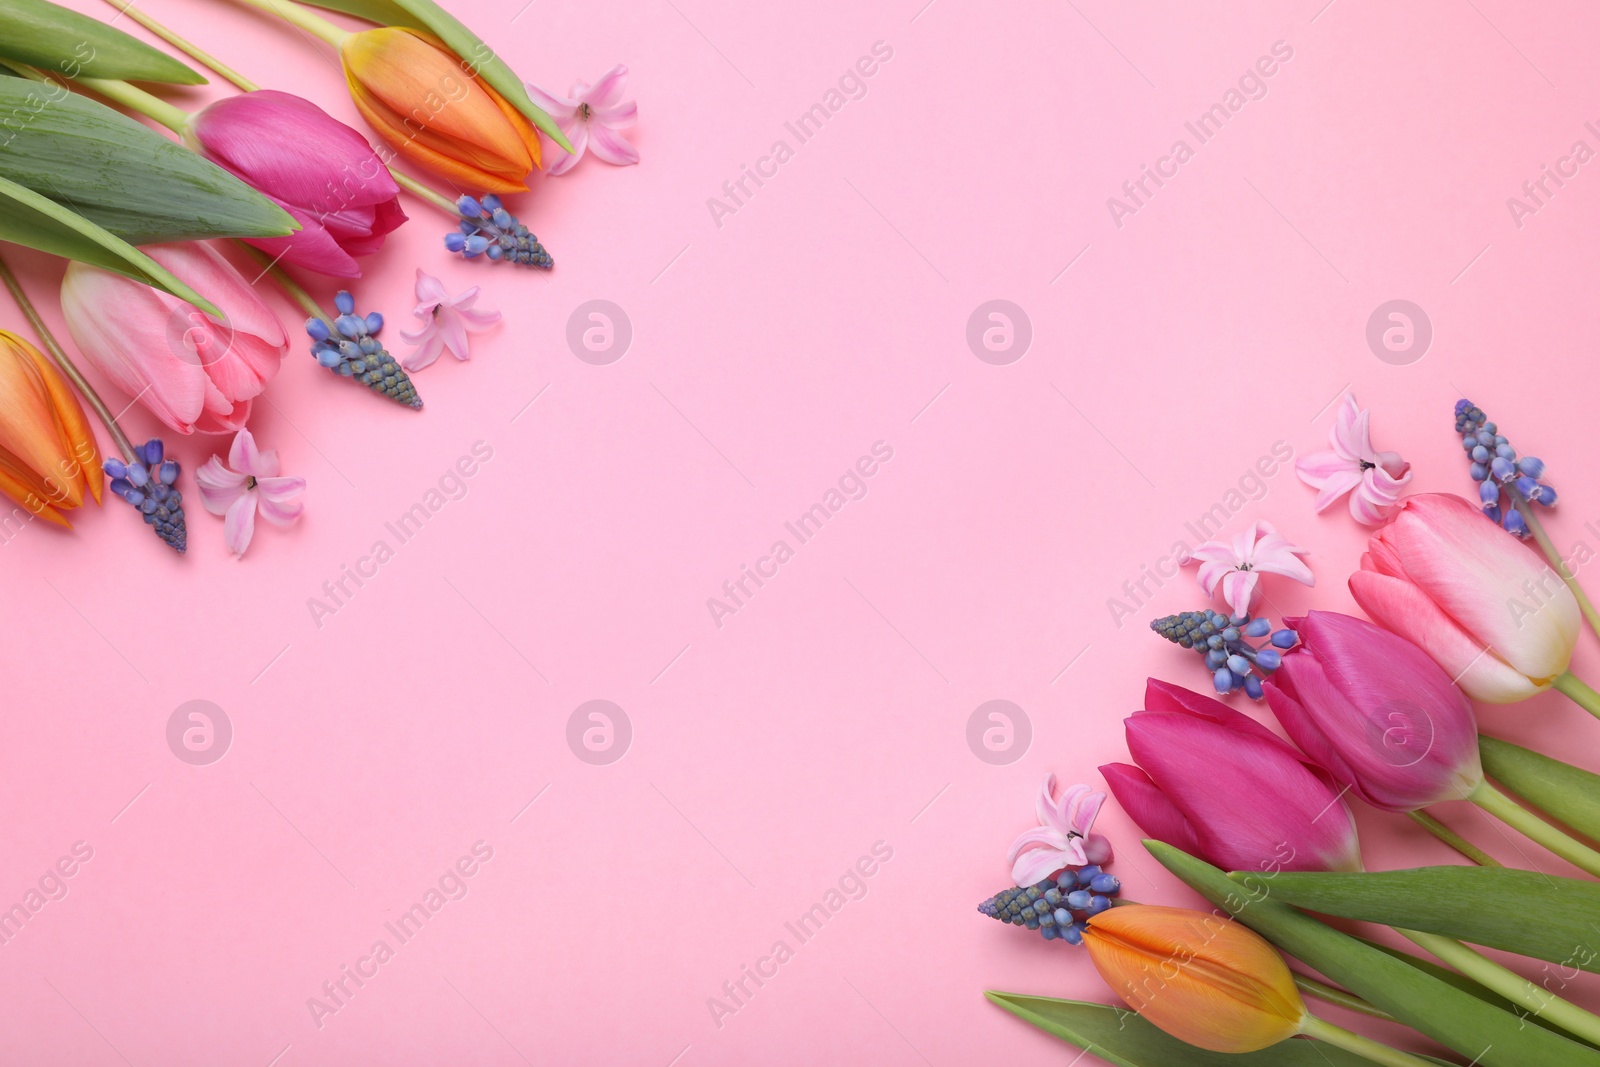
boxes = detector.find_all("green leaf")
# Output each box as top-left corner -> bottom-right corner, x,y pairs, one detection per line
0,79 -> 296,243
300,0 -> 574,151
1146,840 -> 1600,1067
0,174 -> 221,315
1358,937 -> 1600,1049
1241,866 -> 1600,977
1481,735 -> 1600,843
0,0 -> 205,84
985,993 -> 1454,1067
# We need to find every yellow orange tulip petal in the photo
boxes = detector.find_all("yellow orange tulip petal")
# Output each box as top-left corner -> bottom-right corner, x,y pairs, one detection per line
0,332 -> 97,511
339,28 -> 535,191
0,451 -> 72,527
14,333 -> 100,503
1084,905 -> 1306,1053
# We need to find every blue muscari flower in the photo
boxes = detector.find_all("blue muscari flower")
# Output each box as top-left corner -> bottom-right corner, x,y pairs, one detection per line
447,193 -> 553,268
105,438 -> 185,552
977,858 -> 1124,946
1455,399 -> 1554,539
1150,609 -> 1297,699
305,291 -> 421,410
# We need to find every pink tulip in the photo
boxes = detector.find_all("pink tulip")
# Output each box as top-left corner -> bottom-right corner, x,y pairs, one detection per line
186,90 -> 406,277
1349,493 -> 1579,703
1100,679 -> 1362,874
1265,611 -> 1483,812
61,243 -> 288,435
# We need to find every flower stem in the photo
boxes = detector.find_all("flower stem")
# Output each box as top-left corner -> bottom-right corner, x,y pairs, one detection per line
1514,492 -> 1600,642
1292,976 -> 1392,1022
232,243 -> 332,327
1401,927 -> 1600,1045
223,0 -> 350,45
75,76 -> 190,133
100,0 -> 260,91
1299,1014 -> 1436,1067
1406,810 -> 1502,867
389,169 -> 463,216
0,252 -> 137,460
1470,778 -> 1600,876
1553,672 -> 1600,722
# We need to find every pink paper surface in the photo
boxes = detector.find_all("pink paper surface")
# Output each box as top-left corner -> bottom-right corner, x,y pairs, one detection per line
7,0 -> 1600,1062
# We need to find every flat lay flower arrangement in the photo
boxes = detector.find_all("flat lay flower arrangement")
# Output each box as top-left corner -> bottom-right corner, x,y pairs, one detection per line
0,0 -> 636,556
983,397 -> 1600,1067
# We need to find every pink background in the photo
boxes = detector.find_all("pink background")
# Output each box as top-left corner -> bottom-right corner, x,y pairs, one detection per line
7,0 -> 1600,1062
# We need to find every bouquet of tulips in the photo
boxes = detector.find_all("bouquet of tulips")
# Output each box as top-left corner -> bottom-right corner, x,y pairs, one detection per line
0,0 -> 636,555
983,398 -> 1600,1067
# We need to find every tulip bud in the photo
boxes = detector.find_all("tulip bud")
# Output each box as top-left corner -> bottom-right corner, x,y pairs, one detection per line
1101,680 -> 1362,875
1265,611 -> 1483,811
339,28 -> 541,193
1083,904 -> 1306,1053
186,90 -> 406,278
1350,493 -> 1579,702
0,330 -> 102,525
61,243 -> 288,435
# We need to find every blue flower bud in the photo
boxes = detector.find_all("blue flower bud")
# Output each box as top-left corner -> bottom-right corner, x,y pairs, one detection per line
456,194 -> 483,217
1469,462 -> 1487,481
1226,654 -> 1251,676
364,312 -> 383,334
125,463 -> 149,488
1537,485 -> 1559,506
1054,908 -> 1072,925
481,193 -> 502,212
1271,629 -> 1297,649
1076,866 -> 1102,885
1491,456 -> 1514,481
1518,457 -> 1546,478
334,291 -> 355,315
141,439 -> 163,465
306,317 -> 331,341
1244,675 -> 1264,700
1066,889 -> 1092,909
1471,445 -> 1489,463
104,457 -> 126,479
1213,667 -> 1232,694
1504,509 -> 1528,537
158,460 -> 179,485
445,232 -> 467,252
1479,479 -> 1500,505
1061,922 -> 1085,946
1245,617 -> 1271,638
1085,894 -> 1113,916
1089,873 -> 1120,894
1255,648 -> 1282,671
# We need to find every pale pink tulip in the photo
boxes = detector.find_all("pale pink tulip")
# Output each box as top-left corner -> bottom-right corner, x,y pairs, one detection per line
1296,395 -> 1410,524
61,243 -> 288,435
194,428 -> 304,557
1350,493 -> 1579,702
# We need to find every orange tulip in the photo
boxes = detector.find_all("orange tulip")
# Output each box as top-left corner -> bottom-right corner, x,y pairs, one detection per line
1083,904 -> 1305,1053
0,330 -> 102,527
340,27 -> 542,193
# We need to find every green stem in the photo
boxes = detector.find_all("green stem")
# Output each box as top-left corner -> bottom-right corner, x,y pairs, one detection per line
1401,928 -> 1600,1045
224,0 -> 350,45
0,253 -> 137,460
234,243 -> 333,326
75,76 -> 190,134
1298,1014 -> 1436,1067
390,168 -> 462,215
1471,779 -> 1600,876
1292,975 -> 1392,1022
1516,494 -> 1600,642
101,0 -> 260,91
1554,672 -> 1600,723
1406,810 -> 1502,867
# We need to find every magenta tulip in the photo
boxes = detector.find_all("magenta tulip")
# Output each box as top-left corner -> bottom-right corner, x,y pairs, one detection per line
1100,679 -> 1361,874
61,242 -> 288,435
186,90 -> 406,277
1349,493 -> 1579,703
1265,611 -> 1483,812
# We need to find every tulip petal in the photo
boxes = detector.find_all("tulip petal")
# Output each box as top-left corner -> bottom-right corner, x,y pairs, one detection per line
1100,762 -> 1203,857
1349,569 -> 1539,702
